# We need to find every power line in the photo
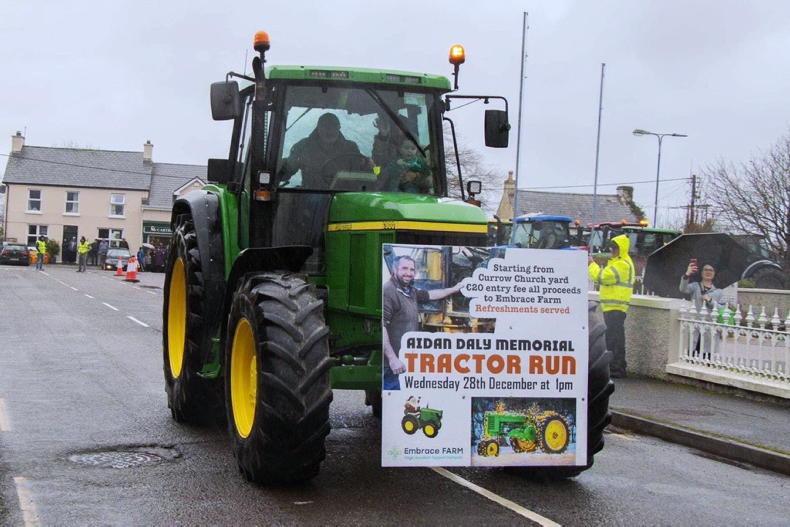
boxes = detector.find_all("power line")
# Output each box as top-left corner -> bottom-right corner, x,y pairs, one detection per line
524,176 -> 691,191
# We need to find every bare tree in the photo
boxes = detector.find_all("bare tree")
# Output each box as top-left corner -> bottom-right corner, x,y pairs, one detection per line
443,123 -> 501,214
701,131 -> 790,268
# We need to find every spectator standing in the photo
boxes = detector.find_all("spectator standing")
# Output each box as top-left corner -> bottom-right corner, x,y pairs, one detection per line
88,239 -> 98,266
98,239 -> 109,268
36,236 -> 47,270
588,234 -> 635,378
137,247 -> 146,272
77,237 -> 90,272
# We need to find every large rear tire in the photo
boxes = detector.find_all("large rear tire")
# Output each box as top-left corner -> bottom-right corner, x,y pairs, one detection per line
225,272 -> 332,484
750,267 -> 787,290
162,213 -> 222,424
509,300 -> 614,479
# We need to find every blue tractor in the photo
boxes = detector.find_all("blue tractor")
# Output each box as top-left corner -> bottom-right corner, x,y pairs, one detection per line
509,214 -> 576,250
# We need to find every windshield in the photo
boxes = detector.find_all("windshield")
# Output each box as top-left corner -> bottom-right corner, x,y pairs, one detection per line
107,249 -> 130,257
276,85 -> 440,194
511,221 -> 569,249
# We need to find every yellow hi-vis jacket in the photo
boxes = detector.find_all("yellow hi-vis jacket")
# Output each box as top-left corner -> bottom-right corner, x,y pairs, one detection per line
36,240 -> 47,254
588,234 -> 635,312
78,241 -> 91,255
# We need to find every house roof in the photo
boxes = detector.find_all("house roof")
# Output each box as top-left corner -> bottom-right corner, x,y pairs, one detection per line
146,163 -> 206,209
1,146 -> 152,190
515,190 -> 640,225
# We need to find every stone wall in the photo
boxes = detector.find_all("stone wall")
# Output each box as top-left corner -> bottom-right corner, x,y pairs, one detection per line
589,292 -> 682,380
737,288 -> 790,320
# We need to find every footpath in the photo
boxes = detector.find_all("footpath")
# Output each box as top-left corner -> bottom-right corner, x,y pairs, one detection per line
610,377 -> 790,476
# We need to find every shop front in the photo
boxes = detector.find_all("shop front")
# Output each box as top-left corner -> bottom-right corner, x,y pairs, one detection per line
143,221 -> 172,248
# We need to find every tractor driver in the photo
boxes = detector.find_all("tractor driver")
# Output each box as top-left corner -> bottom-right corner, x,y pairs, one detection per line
279,112 -> 371,188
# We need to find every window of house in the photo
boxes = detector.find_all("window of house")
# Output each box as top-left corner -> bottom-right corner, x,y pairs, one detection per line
65,191 -> 79,214
27,224 -> 48,247
27,189 -> 41,212
110,193 -> 125,217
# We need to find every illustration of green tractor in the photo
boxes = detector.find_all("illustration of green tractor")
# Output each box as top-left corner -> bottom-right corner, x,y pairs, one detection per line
401,396 -> 443,438
477,405 -> 571,457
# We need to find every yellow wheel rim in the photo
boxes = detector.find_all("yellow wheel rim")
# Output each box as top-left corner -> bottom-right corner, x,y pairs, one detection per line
486,442 -> 499,456
423,424 -> 435,437
231,318 -> 257,439
545,420 -> 568,451
403,420 -> 415,433
167,257 -> 187,378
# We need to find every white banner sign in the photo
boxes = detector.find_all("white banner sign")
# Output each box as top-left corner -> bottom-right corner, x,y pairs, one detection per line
381,245 -> 588,467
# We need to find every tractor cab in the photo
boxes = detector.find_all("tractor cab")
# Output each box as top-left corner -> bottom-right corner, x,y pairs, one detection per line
509,214 -> 574,250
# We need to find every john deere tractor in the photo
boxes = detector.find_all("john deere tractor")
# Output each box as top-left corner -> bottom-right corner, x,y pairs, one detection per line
163,31 -> 612,484
477,406 -> 571,457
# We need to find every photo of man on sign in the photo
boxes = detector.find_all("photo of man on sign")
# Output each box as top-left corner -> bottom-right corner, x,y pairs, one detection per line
382,252 -> 463,390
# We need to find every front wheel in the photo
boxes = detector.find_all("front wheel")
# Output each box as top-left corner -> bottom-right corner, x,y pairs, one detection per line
225,272 -> 333,484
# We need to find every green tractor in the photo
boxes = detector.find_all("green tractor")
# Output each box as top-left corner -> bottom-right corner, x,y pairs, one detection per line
477,407 -> 571,458
401,397 -> 443,438
162,31 -> 612,483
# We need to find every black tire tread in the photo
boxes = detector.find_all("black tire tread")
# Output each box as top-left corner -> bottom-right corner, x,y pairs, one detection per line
162,213 -> 222,424
226,272 -> 332,484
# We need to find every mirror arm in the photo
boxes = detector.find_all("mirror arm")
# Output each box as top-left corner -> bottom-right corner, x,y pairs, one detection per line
225,71 -> 255,83
443,116 -> 465,201
444,94 -> 509,115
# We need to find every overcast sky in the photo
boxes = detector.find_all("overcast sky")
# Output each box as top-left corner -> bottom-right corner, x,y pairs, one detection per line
2,1 -> 789,226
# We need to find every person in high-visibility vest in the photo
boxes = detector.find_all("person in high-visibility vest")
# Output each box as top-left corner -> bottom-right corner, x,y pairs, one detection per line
588,234 -> 635,378
36,236 -> 47,270
77,236 -> 91,273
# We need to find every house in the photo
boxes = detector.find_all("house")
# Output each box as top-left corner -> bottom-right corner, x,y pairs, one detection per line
494,171 -> 642,225
1,132 -> 205,262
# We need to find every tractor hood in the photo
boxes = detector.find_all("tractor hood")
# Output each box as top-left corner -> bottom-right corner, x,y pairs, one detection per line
328,193 -> 487,225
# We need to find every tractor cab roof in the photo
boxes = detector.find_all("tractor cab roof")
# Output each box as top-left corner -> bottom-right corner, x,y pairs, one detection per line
514,213 -> 573,224
267,65 -> 452,91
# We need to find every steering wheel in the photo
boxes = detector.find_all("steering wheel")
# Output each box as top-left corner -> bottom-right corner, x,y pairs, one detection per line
317,153 -> 372,178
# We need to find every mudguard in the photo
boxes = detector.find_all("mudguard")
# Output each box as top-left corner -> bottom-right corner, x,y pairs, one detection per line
171,190 -> 226,350
219,245 -> 313,347
742,259 -> 782,279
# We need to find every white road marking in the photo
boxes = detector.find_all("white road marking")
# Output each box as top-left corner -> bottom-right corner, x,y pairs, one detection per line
127,315 -> 149,327
146,291 -> 156,295
102,302 -> 119,311
40,271 -> 49,276
56,280 -> 68,286
0,398 -> 11,431
431,467 -> 561,527
70,286 -> 78,291
84,294 -> 94,299
14,476 -> 40,526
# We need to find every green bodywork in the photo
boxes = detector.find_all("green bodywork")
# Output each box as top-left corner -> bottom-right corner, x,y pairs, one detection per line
268,65 -> 452,90
418,407 -> 443,424
482,411 -> 535,441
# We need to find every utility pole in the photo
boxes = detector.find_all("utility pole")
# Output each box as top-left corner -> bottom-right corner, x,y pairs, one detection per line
591,63 -> 606,224
513,12 -> 528,220
689,174 -> 697,227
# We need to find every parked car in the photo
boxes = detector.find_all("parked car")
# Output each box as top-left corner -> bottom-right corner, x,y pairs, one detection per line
0,242 -> 31,265
104,248 -> 132,271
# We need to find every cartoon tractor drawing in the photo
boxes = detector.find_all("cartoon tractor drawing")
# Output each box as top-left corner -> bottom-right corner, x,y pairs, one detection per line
401,396 -> 443,438
477,405 -> 570,457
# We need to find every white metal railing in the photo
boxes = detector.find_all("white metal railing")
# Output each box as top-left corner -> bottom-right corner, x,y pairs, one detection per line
677,302 -> 790,383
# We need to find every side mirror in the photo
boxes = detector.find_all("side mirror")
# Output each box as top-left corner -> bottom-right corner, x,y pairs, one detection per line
207,158 -> 232,184
210,81 -> 241,121
484,109 -> 510,148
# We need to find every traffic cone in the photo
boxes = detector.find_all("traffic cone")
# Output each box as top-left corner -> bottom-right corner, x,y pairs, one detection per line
114,258 -> 124,276
124,256 -> 139,283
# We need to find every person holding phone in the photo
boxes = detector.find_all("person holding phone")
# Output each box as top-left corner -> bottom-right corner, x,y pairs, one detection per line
680,259 -> 724,311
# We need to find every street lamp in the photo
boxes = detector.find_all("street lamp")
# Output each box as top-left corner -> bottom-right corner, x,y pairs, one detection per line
632,129 -> 688,226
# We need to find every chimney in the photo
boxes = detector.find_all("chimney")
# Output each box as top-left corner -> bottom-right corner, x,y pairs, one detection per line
11,131 -> 24,154
616,185 -> 633,205
143,140 -> 153,163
